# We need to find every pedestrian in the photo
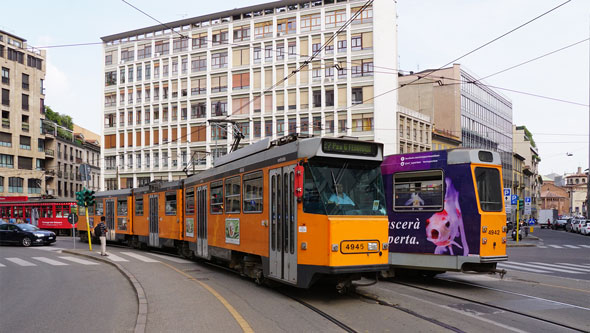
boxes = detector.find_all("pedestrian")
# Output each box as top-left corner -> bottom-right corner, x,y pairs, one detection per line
96,216 -> 109,256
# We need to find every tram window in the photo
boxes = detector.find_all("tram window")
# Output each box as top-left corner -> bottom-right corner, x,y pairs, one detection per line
117,199 -> 128,216
243,171 -> 263,213
44,206 -> 53,218
13,206 -> 23,219
25,207 -> 31,218
78,205 -> 86,216
210,181 -> 223,214
0,206 -> 9,218
165,191 -> 177,215
135,196 -> 144,215
96,201 -> 104,216
185,187 -> 195,215
393,170 -> 444,212
62,205 -> 70,218
474,167 -> 502,212
56,206 -> 63,217
225,176 -> 241,214
88,204 -> 95,216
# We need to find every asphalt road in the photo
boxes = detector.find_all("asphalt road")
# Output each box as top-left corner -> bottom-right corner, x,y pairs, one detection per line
0,242 -> 136,332
504,227 -> 590,280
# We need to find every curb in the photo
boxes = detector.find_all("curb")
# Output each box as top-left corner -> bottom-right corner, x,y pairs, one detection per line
507,243 -> 536,247
63,250 -> 147,333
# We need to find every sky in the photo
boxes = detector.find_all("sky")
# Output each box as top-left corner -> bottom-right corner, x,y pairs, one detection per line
1,0 -> 588,176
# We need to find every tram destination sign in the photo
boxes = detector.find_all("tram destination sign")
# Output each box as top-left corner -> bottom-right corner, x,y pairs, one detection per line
322,139 -> 378,157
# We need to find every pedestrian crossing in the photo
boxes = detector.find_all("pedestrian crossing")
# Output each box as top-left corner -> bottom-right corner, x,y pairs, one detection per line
498,261 -> 590,275
0,251 -> 192,268
537,244 -> 590,249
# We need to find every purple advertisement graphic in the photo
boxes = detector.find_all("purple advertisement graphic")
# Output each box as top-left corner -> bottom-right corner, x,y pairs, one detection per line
382,151 -> 480,256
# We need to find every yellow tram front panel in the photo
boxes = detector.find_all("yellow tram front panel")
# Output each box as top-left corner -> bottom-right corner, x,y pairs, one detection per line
471,164 -> 507,258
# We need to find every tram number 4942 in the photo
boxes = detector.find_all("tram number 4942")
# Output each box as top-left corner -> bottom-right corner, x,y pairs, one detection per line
488,229 -> 501,235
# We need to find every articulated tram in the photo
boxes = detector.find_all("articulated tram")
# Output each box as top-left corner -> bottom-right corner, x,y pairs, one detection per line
79,136 -> 389,289
381,149 -> 507,276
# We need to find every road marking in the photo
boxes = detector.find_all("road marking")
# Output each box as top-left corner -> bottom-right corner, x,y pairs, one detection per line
147,253 -> 193,264
537,245 -> 548,248
5,258 -> 36,266
557,262 -> 590,270
509,262 -> 582,274
580,245 -> 590,248
529,262 -> 590,273
548,245 -> 563,248
32,257 -> 69,266
497,263 -> 551,273
58,256 -> 99,265
158,261 -> 254,333
120,252 -> 160,263
95,252 -> 129,262
0,262 -> 5,267
563,245 -> 580,249
27,246 -> 65,252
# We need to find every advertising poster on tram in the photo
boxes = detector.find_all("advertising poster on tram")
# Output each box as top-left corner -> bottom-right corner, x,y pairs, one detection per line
225,218 -> 240,245
382,151 -> 480,256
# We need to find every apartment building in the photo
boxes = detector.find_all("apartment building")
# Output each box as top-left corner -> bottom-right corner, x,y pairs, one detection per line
564,167 -> 587,216
398,64 -> 513,188
513,125 -> 541,219
397,105 -> 431,153
0,30 -> 46,197
43,121 -> 101,198
100,0 -> 397,190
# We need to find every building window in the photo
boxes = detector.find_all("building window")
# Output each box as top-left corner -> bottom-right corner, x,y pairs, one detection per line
0,176 -> 3,192
326,10 -> 347,28
173,38 -> 188,52
211,75 -> 228,93
312,90 -> 322,108
0,154 -> 14,168
352,114 -> 374,132
105,71 -> 116,86
211,100 -> 227,117
325,90 -> 334,107
265,45 -> 273,61
352,6 -> 373,25
192,33 -> 207,49
28,179 -> 41,194
8,177 -> 23,193
211,52 -> 228,69
254,21 -> 273,39
253,47 -> 261,63
191,77 -> 206,95
351,59 -> 373,77
1,68 -> 9,84
212,30 -> 228,45
232,72 -> 250,90
301,14 -> 321,32
191,55 -> 207,72
352,88 -> 363,105
0,131 -> 11,146
233,26 -> 251,42
20,135 -> 31,150
155,41 -> 169,56
277,18 -> 296,36
337,40 -> 347,53
2,89 -> 9,106
22,94 -> 29,110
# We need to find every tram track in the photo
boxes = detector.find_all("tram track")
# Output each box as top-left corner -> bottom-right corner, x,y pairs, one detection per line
383,278 -> 588,333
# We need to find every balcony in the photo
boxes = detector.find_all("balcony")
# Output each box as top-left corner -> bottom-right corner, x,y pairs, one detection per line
45,149 -> 54,158
76,174 -> 81,181
45,169 -> 55,177
21,123 -> 29,132
57,170 -> 63,178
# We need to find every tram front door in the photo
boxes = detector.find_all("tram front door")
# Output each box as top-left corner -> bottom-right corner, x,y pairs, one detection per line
268,165 -> 297,285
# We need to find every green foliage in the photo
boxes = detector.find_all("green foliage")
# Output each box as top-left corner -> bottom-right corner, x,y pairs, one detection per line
522,126 -> 536,148
44,105 -> 73,130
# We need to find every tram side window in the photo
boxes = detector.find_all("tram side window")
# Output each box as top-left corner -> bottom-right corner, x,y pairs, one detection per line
43,206 -> 53,218
393,170 -> 444,212
1,206 -> 10,218
117,199 -> 128,216
13,206 -> 23,219
96,201 -> 104,216
62,205 -> 70,218
88,204 -> 95,216
225,176 -> 241,214
210,181 -> 223,214
474,167 -> 502,212
243,171 -> 263,213
56,206 -> 63,217
165,191 -> 177,215
135,196 -> 144,216
185,187 -> 195,215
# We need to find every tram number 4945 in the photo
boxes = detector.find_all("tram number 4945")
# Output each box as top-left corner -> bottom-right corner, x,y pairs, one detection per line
345,243 -> 365,251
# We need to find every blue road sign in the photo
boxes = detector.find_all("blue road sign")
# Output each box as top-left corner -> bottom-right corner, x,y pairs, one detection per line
511,195 -> 518,205
504,188 -> 511,197
525,197 -> 531,203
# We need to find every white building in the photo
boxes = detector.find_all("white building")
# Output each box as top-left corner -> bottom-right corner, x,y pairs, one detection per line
100,0 -> 397,190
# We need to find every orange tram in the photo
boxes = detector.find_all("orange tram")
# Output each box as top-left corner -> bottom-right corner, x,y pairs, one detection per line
79,136 -> 389,289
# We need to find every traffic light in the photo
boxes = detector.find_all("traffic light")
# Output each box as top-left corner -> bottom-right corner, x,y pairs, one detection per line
76,190 -> 85,206
518,199 -> 524,208
86,189 -> 96,207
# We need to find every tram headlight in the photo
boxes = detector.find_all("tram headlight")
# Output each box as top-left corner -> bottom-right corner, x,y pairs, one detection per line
502,237 -> 506,244
502,226 -> 507,232
331,244 -> 339,252
368,242 -> 378,251
482,237 -> 487,244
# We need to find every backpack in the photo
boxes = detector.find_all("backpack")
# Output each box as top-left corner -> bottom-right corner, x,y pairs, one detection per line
94,224 -> 101,237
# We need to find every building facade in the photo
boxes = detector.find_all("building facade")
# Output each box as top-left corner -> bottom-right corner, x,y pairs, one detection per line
0,30 -> 46,197
513,125 -> 541,219
397,105 -> 431,153
101,0 -> 398,190
540,178 -> 570,217
564,167 -> 587,217
398,64 -> 513,188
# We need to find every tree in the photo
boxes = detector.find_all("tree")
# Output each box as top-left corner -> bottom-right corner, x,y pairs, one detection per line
44,105 -> 73,130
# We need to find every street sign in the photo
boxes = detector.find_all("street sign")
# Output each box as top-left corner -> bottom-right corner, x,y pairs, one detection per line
504,188 -> 511,197
524,197 -> 532,215
504,188 -> 511,214
511,195 -> 518,205
67,213 -> 79,225
525,197 -> 531,203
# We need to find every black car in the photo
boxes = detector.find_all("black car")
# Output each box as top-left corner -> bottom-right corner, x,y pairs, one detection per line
0,223 -> 56,247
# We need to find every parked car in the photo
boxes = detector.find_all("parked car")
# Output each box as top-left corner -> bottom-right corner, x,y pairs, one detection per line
0,223 -> 56,247
552,219 -> 568,230
575,219 -> 588,233
581,222 -> 590,235
567,218 -> 582,233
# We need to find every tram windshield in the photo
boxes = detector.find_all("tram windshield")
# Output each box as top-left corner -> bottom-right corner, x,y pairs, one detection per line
303,158 -> 386,216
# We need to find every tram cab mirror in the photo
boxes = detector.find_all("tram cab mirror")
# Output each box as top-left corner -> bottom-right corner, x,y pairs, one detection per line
294,165 -> 304,198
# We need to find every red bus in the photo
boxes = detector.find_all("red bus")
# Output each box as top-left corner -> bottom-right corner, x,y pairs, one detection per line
0,196 -> 77,235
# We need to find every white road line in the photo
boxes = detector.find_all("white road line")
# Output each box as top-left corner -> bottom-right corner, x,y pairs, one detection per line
563,245 -> 580,249
509,262 -> 582,274
0,262 -> 5,267
120,252 -> 160,263
95,252 -> 129,262
497,263 -> 552,274
58,256 -> 99,265
548,245 -> 563,248
5,258 -> 36,267
147,253 -> 193,264
32,257 -> 69,266
580,245 -> 590,248
27,246 -> 65,252
557,262 -> 590,269
530,262 -> 590,273
537,245 -> 548,248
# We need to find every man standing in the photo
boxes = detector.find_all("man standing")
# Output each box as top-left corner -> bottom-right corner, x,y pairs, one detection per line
96,216 -> 108,256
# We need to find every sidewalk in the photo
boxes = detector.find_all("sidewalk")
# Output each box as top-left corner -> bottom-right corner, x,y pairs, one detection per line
63,248 -> 246,333
507,228 -> 541,248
